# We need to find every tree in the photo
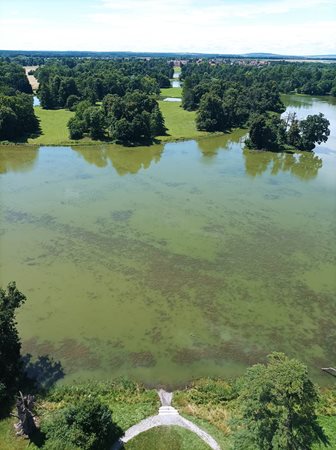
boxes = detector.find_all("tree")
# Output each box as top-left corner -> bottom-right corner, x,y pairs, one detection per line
150,105 -> 166,136
234,353 -> 328,450
68,117 -> 85,139
196,93 -> 227,132
0,106 -> 18,140
83,107 -> 106,140
0,282 -> 26,405
0,94 -> 39,141
299,113 -> 330,151
286,113 -> 301,148
41,398 -> 122,450
65,95 -> 80,111
246,114 -> 282,150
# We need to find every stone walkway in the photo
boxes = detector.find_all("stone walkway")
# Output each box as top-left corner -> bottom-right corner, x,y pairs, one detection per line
111,389 -> 221,450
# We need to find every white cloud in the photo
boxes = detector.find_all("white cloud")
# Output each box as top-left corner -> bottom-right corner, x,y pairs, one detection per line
0,0 -> 335,54
98,0 -> 333,19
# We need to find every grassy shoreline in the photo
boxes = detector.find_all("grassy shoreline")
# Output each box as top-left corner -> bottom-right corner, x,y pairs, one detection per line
0,86 -> 225,148
1,378 -> 335,450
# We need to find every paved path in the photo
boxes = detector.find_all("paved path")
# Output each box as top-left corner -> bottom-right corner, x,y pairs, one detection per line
111,390 -> 221,450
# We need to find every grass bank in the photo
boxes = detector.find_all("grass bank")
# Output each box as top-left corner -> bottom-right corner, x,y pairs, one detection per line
123,426 -> 211,450
160,86 -> 183,98
20,99 -> 217,147
1,378 -> 335,449
0,379 -> 158,450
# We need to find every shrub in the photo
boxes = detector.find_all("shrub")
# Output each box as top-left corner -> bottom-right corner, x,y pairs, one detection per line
41,397 -> 122,450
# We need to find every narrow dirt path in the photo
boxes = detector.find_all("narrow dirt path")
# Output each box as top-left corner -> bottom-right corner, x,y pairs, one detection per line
111,390 -> 221,450
24,66 -> 39,92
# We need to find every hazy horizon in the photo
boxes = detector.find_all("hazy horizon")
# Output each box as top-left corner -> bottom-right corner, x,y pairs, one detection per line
0,0 -> 335,55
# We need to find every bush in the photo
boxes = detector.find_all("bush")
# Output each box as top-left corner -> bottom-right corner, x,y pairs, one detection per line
68,117 -> 84,140
66,95 -> 80,111
41,397 -> 122,450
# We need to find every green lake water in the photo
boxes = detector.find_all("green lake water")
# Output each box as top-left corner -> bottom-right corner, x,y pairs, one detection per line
0,95 -> 335,387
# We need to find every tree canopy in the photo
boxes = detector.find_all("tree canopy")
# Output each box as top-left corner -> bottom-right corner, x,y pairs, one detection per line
246,112 -> 330,151
234,352 -> 329,450
41,397 -> 122,450
36,58 -> 173,109
0,282 -> 26,405
68,91 -> 165,144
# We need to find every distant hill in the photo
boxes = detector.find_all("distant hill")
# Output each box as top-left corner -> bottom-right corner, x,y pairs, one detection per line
308,54 -> 336,58
0,49 -> 335,61
242,52 -> 283,58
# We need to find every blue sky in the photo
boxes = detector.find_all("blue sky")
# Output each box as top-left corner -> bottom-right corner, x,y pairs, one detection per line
0,0 -> 335,54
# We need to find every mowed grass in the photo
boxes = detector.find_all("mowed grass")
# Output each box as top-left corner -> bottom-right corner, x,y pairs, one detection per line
124,426 -> 211,450
25,101 -> 213,146
0,418 -> 40,450
28,107 -> 75,145
160,86 -> 183,98
158,100 -> 212,142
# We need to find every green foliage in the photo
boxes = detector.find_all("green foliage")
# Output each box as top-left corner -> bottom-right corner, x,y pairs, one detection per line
105,90 -> 165,143
44,378 -> 159,431
299,113 -> 330,151
0,282 -> 26,405
181,61 -> 336,133
68,116 -> 85,139
83,106 -> 106,139
0,62 -> 32,95
0,106 -> 18,140
196,93 -> 228,132
179,378 -> 235,406
246,112 -> 331,152
41,397 -> 122,450
36,58 -> 172,110
181,61 -> 336,98
65,94 -> 80,111
234,352 -> 329,450
246,114 -> 285,150
190,78 -> 284,132
0,93 -> 39,141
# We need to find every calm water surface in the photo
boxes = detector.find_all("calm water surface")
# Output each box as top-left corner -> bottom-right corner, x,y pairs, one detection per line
0,95 -> 335,386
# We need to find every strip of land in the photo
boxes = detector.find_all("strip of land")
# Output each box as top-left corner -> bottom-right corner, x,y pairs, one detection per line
23,66 -> 39,92
26,89 -> 216,146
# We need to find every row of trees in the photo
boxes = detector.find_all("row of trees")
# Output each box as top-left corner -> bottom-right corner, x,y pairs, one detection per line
68,91 -> 166,144
194,81 -> 284,132
36,58 -> 173,109
0,61 -> 32,96
181,61 -> 336,99
0,94 -> 39,141
246,112 -> 330,151
0,62 -> 39,141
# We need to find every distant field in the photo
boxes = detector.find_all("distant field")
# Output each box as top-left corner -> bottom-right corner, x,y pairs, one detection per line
161,86 -> 183,98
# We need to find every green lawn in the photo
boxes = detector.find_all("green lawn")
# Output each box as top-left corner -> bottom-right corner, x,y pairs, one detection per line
0,418 -> 40,450
28,107 -> 75,146
23,100 -> 214,147
124,426 -> 211,450
158,100 -> 213,142
160,86 -> 183,98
